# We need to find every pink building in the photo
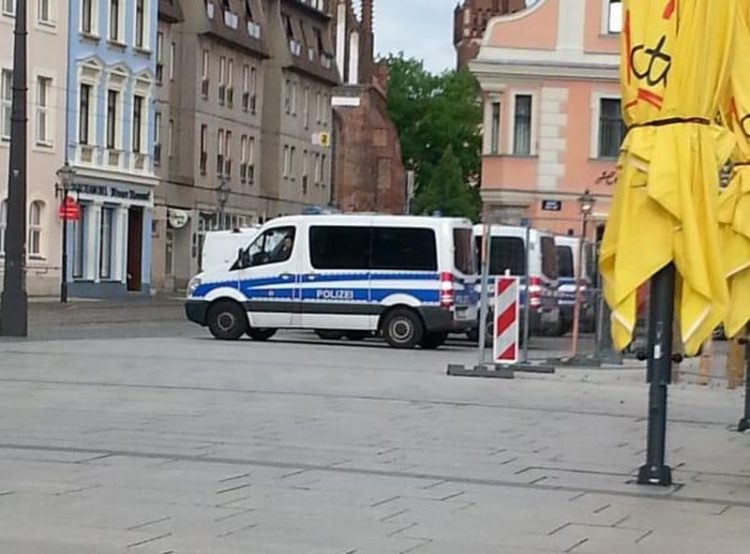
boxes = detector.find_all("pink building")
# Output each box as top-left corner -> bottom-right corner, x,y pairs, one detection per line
470,0 -> 623,236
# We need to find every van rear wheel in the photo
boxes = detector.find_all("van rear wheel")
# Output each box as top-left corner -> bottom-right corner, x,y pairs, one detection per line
207,301 -> 247,341
383,309 -> 423,349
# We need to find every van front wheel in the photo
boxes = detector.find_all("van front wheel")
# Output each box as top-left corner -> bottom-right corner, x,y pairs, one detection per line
383,309 -> 424,349
207,301 -> 248,341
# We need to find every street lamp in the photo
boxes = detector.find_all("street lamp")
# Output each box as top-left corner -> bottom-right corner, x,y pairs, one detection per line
216,177 -> 230,230
570,189 -> 596,358
55,162 -> 76,303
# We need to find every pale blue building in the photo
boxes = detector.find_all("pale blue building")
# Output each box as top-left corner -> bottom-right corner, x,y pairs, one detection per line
64,0 -> 159,297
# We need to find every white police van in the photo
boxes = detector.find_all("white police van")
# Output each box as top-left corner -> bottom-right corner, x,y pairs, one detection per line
185,214 -> 479,349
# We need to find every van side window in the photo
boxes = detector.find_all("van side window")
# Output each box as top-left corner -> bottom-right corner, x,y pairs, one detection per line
371,228 -> 437,271
247,226 -> 296,267
310,226 -> 370,269
556,246 -> 574,278
540,236 -> 558,279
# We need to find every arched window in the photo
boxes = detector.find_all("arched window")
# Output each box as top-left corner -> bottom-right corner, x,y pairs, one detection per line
28,200 -> 44,257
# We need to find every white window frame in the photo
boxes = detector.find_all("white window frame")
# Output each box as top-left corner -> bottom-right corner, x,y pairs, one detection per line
283,145 -> 290,178
105,67 -> 129,152
1,69 -> 13,141
483,95 -> 502,155
80,0 -> 97,35
134,0 -> 149,50
168,118 -> 174,157
290,146 -> 296,180
77,60 -> 102,150
153,110 -> 161,163
108,0 -> 124,43
36,0 -> 55,27
28,200 -> 45,258
35,74 -> 53,147
601,0 -> 623,35
590,91 -> 623,160
169,42 -> 176,81
202,49 -> 210,80
2,0 -> 15,17
507,91 -> 538,156
219,56 -> 226,86
303,87 -> 309,129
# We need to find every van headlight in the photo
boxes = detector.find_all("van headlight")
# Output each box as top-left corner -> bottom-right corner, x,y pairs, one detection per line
187,277 -> 202,297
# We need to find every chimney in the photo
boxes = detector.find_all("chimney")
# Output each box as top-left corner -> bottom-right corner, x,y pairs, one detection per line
359,0 -> 374,84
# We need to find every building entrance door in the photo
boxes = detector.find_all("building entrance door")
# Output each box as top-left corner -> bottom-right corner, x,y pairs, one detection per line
127,207 -> 143,291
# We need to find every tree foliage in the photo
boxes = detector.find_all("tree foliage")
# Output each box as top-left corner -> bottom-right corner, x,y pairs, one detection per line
384,53 -> 482,221
412,146 -> 479,219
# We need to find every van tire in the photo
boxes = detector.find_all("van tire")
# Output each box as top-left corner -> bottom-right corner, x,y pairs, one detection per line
420,331 -> 447,350
315,329 -> 345,340
207,301 -> 248,341
247,328 -> 276,341
382,308 -> 424,349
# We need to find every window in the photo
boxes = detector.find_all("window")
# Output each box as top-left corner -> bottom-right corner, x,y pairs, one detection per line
2,0 -> 14,16
245,227 -> 295,267
479,236 -> 526,276
310,226 -> 369,270
302,150 -> 308,193
72,206 -> 86,278
248,137 -> 255,182
321,154 -> 326,184
314,153 -> 321,183
321,94 -> 328,124
250,67 -> 257,107
227,59 -> 234,89
284,80 -> 292,114
201,50 -> 210,97
168,119 -> 174,157
556,245 -> 574,278
200,124 -> 207,174
290,146 -> 296,179
169,42 -> 176,80
291,82 -> 297,115
371,228 -> 437,271
35,77 -> 51,146
132,95 -> 143,153
217,128 -> 224,174
541,236 -> 558,279
106,89 -> 118,149
225,130 -> 232,176
99,207 -> 114,279
155,32 -> 164,83
81,0 -> 93,33
240,135 -> 247,181
513,94 -> 532,156
283,145 -> 290,177
453,228 -> 475,275
165,230 -> 174,275
1,70 -> 12,139
109,0 -> 120,41
607,0 -> 623,33
153,111 -> 161,163
316,91 -> 321,123
28,201 -> 45,256
490,101 -> 500,154
598,98 -> 625,158
38,0 -> 51,24
0,199 -> 6,255
78,84 -> 91,144
303,87 -> 309,128
135,0 -> 145,48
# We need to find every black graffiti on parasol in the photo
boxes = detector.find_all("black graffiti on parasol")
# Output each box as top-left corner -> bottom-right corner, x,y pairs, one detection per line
630,35 -> 672,88
741,114 -> 750,138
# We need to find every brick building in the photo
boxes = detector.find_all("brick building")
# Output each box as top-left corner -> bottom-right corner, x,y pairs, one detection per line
330,0 -> 406,214
454,0 -> 527,70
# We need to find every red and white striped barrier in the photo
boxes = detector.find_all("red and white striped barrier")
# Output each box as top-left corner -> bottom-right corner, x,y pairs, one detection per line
494,276 -> 520,364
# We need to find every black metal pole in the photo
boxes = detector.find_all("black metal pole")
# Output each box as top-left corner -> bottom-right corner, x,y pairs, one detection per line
0,0 -> 28,336
637,263 -> 674,487
60,187 -> 68,303
737,330 -> 750,432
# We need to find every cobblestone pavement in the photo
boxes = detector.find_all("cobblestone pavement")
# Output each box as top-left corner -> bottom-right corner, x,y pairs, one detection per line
0,318 -> 747,552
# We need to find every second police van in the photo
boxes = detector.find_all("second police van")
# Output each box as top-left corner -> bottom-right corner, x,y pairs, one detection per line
185,214 -> 479,349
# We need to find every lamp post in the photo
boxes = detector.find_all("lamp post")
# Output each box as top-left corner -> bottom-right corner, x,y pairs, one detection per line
0,0 -> 28,337
216,177 -> 230,230
55,163 -> 76,303
570,189 -> 596,359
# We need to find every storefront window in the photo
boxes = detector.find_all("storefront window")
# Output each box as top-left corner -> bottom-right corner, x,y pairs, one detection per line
73,205 -> 87,279
99,207 -> 114,279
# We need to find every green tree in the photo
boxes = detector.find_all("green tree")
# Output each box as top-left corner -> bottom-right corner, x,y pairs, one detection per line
384,53 -> 482,220
412,146 -> 479,220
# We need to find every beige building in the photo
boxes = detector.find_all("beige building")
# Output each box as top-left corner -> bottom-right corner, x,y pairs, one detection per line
0,0 -> 68,296
151,0 -> 339,292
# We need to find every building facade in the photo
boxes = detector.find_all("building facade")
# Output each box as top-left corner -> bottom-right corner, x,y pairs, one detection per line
470,0 -> 622,236
0,0 -> 68,296
453,0 -> 527,70
330,0 -> 406,214
65,0 -> 159,297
